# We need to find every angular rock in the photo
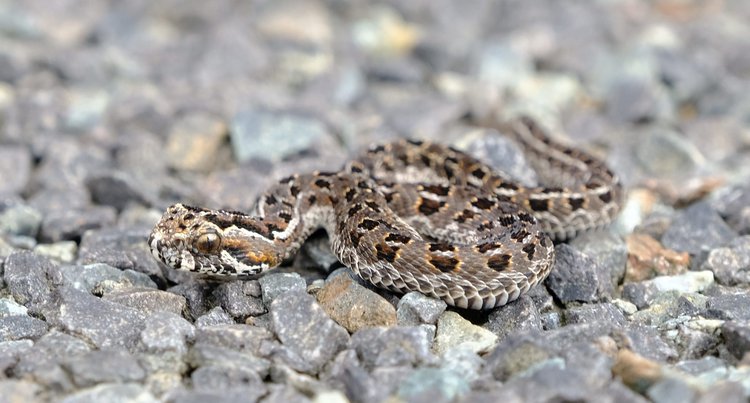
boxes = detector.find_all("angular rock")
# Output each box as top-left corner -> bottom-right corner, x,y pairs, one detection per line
190,364 -> 267,401
168,282 -> 214,320
0,316 -> 48,342
0,145 -> 32,195
270,291 -> 348,373
102,288 -> 187,317
622,271 -> 714,309
39,206 -> 117,243
721,321 -> 750,359
47,287 -> 146,349
0,204 -> 42,238
166,112 -> 228,172
213,280 -> 265,319
350,326 -> 434,370
77,227 -> 162,277
545,244 -> 606,304
705,293 -> 750,321
194,324 -> 274,355
646,377 -> 696,403
0,298 -> 27,317
259,273 -> 307,307
85,171 -> 149,211
58,263 -> 157,294
63,348 -> 146,387
0,380 -> 42,403
33,241 -> 77,263
433,311 -> 497,355
139,311 -> 195,355
485,295 -> 541,341
195,307 -> 234,328
3,251 -> 56,309
662,202 -> 736,257
570,231 -> 628,287
60,383 -> 158,403
396,292 -> 447,326
702,236 -> 750,286
188,343 -> 270,378
485,333 -> 554,381
316,271 -> 396,332
396,367 -> 471,403
564,303 -> 626,326
625,233 -> 690,282
695,381 -> 747,403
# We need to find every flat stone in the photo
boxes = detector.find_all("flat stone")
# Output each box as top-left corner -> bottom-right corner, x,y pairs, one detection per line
0,316 -> 49,341
646,377 -> 696,403
396,292 -> 447,326
396,367 -> 471,403
695,381 -> 747,403
13,330 -> 90,378
705,293 -> 750,321
625,234 -> 690,282
212,281 -> 265,319
85,171 -> 149,211
662,202 -> 736,257
194,307 -> 234,328
58,263 -> 157,294
0,204 -> 42,238
0,145 -> 32,194
60,383 -> 158,403
611,350 -> 664,393
721,321 -> 750,359
605,75 -> 673,124
167,282 -> 214,320
139,311 -> 195,355
270,291 -> 348,373
230,108 -> 330,163
350,326 -> 434,370
485,295 -> 542,341
622,271 -> 714,309
259,273 -> 307,307
33,241 -> 77,263
545,244 -> 605,304
702,236 -> 750,286
634,128 -> 703,178
102,288 -> 187,317
63,348 -> 145,387
190,364 -> 267,401
166,112 -> 229,172
564,303 -> 626,326
76,227 -> 162,276
316,271 -> 396,332
195,324 -> 274,356
3,251 -> 57,310
0,380 -> 42,403
0,339 -> 33,376
47,287 -> 146,349
433,311 -> 497,355
485,333 -> 554,381
570,230 -> 628,287
39,206 -> 117,243
188,343 -> 271,378
0,298 -> 28,317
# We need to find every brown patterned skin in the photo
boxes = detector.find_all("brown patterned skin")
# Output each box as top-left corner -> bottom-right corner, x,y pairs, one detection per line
149,117 -> 623,309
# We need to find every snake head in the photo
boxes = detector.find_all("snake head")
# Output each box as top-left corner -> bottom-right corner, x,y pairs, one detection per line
148,203 -> 281,277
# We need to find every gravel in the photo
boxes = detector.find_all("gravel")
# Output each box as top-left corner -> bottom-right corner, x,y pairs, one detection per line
0,1 -> 748,401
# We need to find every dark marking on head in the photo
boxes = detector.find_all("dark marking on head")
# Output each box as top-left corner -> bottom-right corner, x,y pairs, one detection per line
183,213 -> 195,221
384,192 -> 396,203
370,145 -> 385,154
348,203 -> 363,216
265,194 -> 278,205
314,179 -> 331,189
429,255 -> 460,273
455,209 -> 476,223
418,198 -> 446,216
350,164 -> 363,173
497,182 -> 519,191
365,200 -> 381,211
477,243 -> 503,253
569,196 -> 585,211
407,139 -> 424,146
289,185 -> 300,197
529,198 -> 549,212
498,215 -> 515,226
351,232 -> 361,248
511,228 -> 529,242
429,243 -> 454,253
471,168 -> 486,180
308,195 -> 317,205
599,191 -> 612,204
345,188 -> 356,202
280,176 -> 294,184
518,213 -> 535,224
278,212 -> 292,223
478,221 -> 494,231
357,180 -> 369,189
375,243 -> 400,263
487,254 -> 512,271
420,184 -> 450,196
358,219 -> 379,231
522,243 -> 536,260
472,198 -> 495,210
419,153 -> 432,167
317,171 -> 336,177
385,233 -> 412,244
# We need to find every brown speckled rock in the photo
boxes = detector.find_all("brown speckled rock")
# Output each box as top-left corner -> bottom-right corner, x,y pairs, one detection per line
315,271 -> 396,333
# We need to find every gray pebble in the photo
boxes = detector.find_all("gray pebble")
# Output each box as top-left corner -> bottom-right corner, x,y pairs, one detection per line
0,315 -> 48,342
63,348 -> 145,387
570,230 -> 628,287
213,280 -> 265,319
3,251 -> 56,309
646,377 -> 696,403
269,291 -> 348,373
46,287 -> 146,349
545,244 -> 606,304
350,326 -> 434,370
0,204 -> 42,238
39,206 -> 117,243
195,324 -> 274,355
102,288 -> 187,317
0,298 -> 27,317
33,241 -> 77,264
702,236 -> 750,286
564,303 -> 626,326
259,273 -> 307,307
77,228 -> 162,277
85,171 -> 149,211
0,380 -> 42,403
485,296 -> 542,341
396,367 -> 471,403
195,307 -> 235,328
168,282 -> 214,320
396,292 -> 447,326
0,145 -> 32,195
60,383 -> 157,403
721,321 -> 750,360
695,381 -> 747,403
705,293 -> 750,321
190,365 -> 267,401
662,202 -> 736,257
188,343 -> 270,378
605,75 -> 673,124
139,311 -> 195,355
58,263 -> 156,294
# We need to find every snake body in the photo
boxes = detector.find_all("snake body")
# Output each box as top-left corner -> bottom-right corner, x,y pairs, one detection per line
149,117 -> 622,309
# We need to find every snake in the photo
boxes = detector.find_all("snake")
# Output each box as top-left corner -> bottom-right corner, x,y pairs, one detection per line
148,116 -> 623,310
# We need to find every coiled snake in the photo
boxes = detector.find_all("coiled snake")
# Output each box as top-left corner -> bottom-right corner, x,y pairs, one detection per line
149,117 -> 622,309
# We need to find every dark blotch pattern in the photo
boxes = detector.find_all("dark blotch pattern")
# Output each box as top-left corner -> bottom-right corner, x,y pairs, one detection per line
522,243 -> 536,260
348,204 -> 363,216
418,198 -> 446,216
569,196 -> 585,211
314,179 -> 331,189
599,191 -> 612,204
358,219 -> 379,231
375,243 -> 400,263
529,198 -> 548,212
385,233 -> 412,244
429,255 -> 460,273
455,209 -> 476,223
345,188 -> 356,202
429,243 -> 454,252
472,197 -> 495,210
421,184 -> 450,196
487,254 -> 512,271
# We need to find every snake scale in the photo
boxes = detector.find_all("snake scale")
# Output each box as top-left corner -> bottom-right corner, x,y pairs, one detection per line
149,116 -> 623,309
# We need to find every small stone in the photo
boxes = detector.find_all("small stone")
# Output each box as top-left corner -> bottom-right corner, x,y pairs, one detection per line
396,292 -> 447,326
705,293 -> 750,321
76,227 -> 162,276
721,321 -> 750,359
264,384 -> 312,403
213,281 -> 265,319
485,296 -> 541,341
190,364 -> 267,401
166,112 -> 228,172
695,381 -> 747,403
230,108 -> 330,163
0,145 -> 32,194
188,343 -> 270,378
85,171 -> 149,211
350,326 -> 434,370
570,231 -> 628,287
39,206 -> 117,243
259,273 -> 307,307
611,350 -> 664,393
0,380 -> 42,403
433,311 -> 497,355
439,346 -> 484,383
396,367 -> 471,403
662,202 -> 736,257
195,307 -> 234,328
625,234 -> 690,282
60,384 -> 157,403
0,316 -> 49,341
565,303 -> 626,326
0,298 -> 28,317
195,324 -> 273,355
623,271 -> 714,309
140,311 -> 195,355
3,251 -> 56,309
167,282 -> 214,320
48,287 -> 146,349
0,204 -> 42,238
605,75 -> 673,124
646,377 -> 696,403
33,241 -> 77,263
485,334 -> 553,381
102,288 -> 187,317
58,263 -> 157,294
270,291 -> 348,372
312,390 -> 348,403
64,348 -> 145,387
634,128 -> 703,178
316,271 -> 396,332
702,236 -> 750,286
545,244 -> 605,304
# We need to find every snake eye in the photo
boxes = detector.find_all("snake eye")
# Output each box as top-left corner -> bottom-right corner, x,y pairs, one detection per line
194,231 -> 221,254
